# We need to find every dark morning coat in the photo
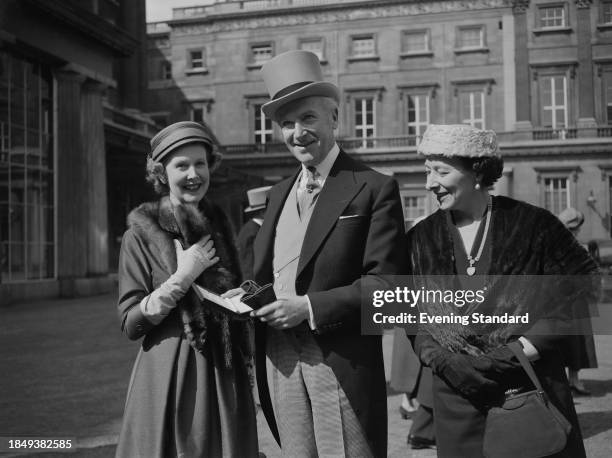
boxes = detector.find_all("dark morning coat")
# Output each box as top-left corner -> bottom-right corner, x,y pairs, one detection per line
253,151 -> 406,458
236,219 -> 261,281
408,195 -> 598,457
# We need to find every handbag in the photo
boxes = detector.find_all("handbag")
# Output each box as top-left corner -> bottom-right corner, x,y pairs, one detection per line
482,341 -> 572,458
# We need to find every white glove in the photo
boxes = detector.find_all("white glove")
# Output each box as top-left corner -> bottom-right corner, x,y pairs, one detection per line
172,235 -> 219,291
140,235 -> 219,323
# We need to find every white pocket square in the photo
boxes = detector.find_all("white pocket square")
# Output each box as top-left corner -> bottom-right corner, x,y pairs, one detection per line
339,214 -> 363,220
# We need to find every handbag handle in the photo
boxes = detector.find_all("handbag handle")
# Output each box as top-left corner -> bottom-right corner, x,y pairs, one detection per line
507,341 -> 545,394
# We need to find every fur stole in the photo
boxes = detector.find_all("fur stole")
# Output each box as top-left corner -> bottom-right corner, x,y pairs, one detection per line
127,196 -> 252,368
407,195 -> 599,355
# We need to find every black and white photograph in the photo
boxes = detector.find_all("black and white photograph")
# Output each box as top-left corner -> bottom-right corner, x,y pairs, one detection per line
1,0 -> 612,457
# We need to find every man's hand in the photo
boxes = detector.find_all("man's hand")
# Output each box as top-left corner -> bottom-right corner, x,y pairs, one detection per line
252,296 -> 310,329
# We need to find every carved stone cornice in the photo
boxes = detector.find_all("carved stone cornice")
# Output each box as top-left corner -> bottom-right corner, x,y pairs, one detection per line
575,0 -> 592,9
511,0 -> 530,14
171,0 -> 513,35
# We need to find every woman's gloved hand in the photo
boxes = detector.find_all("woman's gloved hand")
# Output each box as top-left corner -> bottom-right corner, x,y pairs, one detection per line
416,334 -> 501,405
139,235 -> 219,324
171,235 -> 219,292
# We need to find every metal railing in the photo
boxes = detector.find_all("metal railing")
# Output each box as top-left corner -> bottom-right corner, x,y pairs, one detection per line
103,104 -> 158,136
173,0 -> 370,19
219,127 -> 612,155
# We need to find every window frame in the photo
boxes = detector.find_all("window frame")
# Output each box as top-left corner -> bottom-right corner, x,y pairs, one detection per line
534,3 -> 572,34
455,25 -> 488,54
186,48 -> 208,75
299,37 -> 327,64
399,189 -> 429,230
534,166 -> 580,212
348,34 -> 379,62
400,29 -> 432,57
247,42 -> 274,69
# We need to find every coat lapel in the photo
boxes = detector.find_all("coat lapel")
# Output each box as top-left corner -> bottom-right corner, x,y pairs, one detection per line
297,151 -> 364,277
253,169 -> 300,283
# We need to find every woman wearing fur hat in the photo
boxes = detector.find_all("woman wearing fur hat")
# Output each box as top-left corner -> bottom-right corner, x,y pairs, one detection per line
406,124 -> 597,457
115,121 -> 258,457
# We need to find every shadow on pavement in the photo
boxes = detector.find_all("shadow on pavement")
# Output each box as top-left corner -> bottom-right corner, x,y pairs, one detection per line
578,411 -> 612,440
581,378 -> 612,397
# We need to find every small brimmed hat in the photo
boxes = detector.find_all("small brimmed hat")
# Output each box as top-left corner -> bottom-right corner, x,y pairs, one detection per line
558,207 -> 585,230
150,121 -> 219,164
245,186 -> 272,213
261,50 -> 340,119
418,124 -> 500,158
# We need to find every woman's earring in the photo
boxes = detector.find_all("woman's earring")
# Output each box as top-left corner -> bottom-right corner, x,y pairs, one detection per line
475,183 -> 481,190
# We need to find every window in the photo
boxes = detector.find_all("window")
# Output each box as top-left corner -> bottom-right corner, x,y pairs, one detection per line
299,38 -> 325,62
458,26 -> 484,49
402,30 -> 429,54
604,3 -> 612,24
603,70 -> 612,125
401,193 -> 427,229
253,104 -> 272,144
543,177 -> 569,215
539,5 -> 566,29
250,43 -> 273,66
191,107 -> 204,124
459,90 -> 485,129
0,50 -> 55,282
354,97 -> 376,147
189,50 -> 205,70
540,75 -> 568,129
406,94 -> 430,138
351,35 -> 376,58
161,61 -> 172,80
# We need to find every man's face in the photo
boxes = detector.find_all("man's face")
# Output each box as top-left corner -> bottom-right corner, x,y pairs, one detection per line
275,96 -> 338,167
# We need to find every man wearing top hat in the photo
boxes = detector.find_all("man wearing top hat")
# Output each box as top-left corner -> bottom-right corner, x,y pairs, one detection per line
237,186 -> 272,281
251,50 -> 405,457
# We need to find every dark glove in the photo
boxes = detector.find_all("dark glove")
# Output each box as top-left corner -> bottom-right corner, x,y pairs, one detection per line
416,334 -> 501,405
481,344 -> 532,391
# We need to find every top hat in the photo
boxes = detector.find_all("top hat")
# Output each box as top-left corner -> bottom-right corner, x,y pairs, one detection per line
245,186 -> 272,213
150,121 -> 217,163
417,124 -> 500,158
261,50 -> 340,119
558,207 -> 585,230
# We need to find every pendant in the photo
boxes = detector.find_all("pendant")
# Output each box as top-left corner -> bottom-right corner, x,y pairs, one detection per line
467,267 -> 476,276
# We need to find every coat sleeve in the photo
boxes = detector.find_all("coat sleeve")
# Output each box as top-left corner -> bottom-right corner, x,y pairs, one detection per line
524,211 -> 599,356
309,177 -> 407,333
117,229 -> 158,340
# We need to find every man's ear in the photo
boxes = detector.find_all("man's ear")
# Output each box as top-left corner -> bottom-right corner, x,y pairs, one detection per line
331,108 -> 339,129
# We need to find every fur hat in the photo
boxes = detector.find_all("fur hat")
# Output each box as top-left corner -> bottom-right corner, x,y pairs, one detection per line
261,50 -> 340,119
418,124 -> 500,158
558,207 -> 585,230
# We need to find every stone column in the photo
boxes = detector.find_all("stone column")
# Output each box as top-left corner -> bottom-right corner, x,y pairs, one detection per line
54,69 -> 88,282
575,0 -> 597,131
80,80 -> 109,276
512,0 -> 532,133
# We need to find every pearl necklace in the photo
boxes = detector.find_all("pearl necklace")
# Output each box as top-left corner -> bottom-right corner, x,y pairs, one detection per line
466,197 -> 492,276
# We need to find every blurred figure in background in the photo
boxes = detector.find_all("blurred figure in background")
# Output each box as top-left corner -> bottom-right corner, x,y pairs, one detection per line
558,207 -> 598,396
237,186 -> 272,280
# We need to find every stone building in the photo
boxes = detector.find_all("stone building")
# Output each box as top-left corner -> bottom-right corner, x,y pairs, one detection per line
0,0 -> 153,303
146,0 -> 612,244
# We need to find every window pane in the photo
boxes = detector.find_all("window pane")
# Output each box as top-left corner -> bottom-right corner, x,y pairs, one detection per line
252,45 -> 272,63
540,7 -> 565,28
604,4 -> 612,24
403,31 -> 427,52
300,39 -> 324,60
459,28 -> 482,48
352,37 -> 375,57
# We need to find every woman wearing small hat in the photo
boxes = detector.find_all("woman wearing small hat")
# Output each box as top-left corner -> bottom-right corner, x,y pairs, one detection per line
115,121 -> 258,457
405,124 -> 597,457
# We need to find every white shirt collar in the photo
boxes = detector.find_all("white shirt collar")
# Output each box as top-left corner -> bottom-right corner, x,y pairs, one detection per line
300,143 -> 340,182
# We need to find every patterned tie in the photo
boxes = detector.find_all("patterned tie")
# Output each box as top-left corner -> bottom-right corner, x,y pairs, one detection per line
297,166 -> 320,217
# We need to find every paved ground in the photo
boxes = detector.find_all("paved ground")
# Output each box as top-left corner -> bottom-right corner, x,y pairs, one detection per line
0,292 -> 611,457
